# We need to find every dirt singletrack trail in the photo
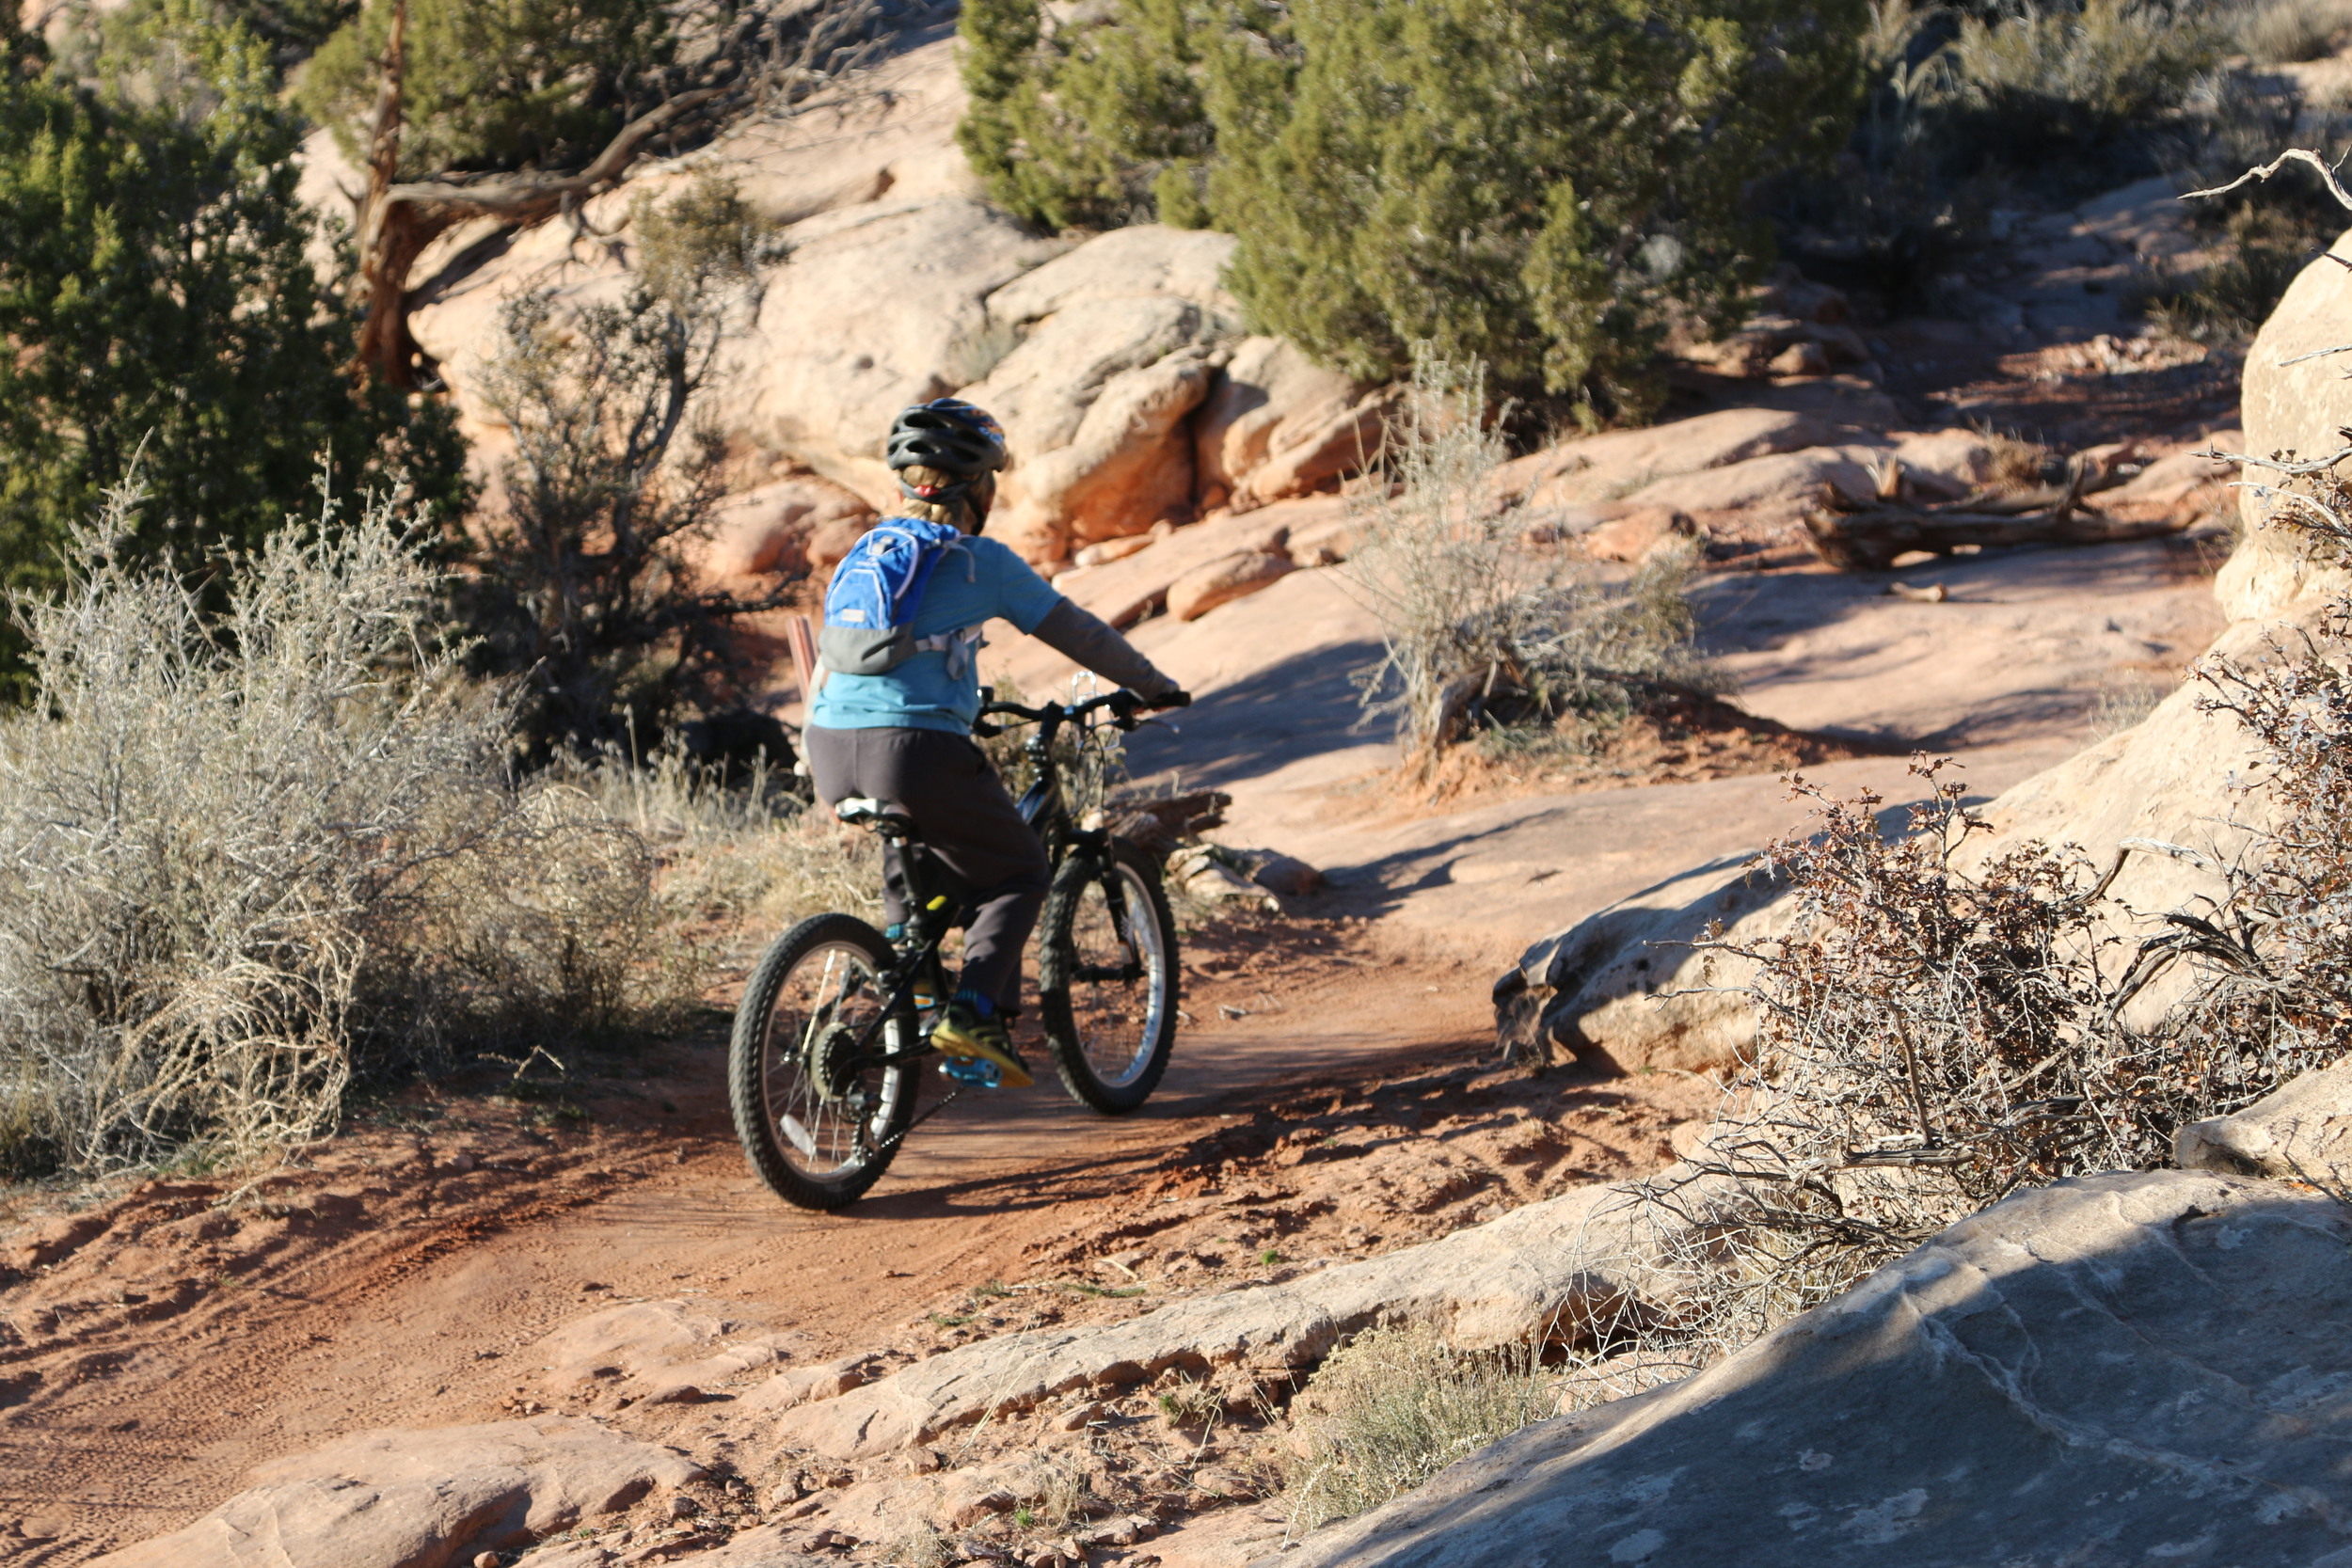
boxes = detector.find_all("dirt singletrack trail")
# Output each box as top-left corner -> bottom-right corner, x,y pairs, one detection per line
0,921 -> 1712,1564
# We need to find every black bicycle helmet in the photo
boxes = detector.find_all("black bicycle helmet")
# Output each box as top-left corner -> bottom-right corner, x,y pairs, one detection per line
886,398 -> 1008,479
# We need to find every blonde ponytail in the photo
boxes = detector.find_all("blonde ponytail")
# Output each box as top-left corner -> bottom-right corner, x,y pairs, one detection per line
895,463 -> 995,532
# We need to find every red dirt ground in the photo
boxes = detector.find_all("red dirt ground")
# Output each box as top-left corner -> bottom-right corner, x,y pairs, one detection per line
0,918 -> 1712,1564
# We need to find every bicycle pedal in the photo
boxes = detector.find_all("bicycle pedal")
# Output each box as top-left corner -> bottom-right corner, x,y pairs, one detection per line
940,1057 -> 1004,1089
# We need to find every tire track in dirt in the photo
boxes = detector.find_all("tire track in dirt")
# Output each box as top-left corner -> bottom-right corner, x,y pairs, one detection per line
0,927 -> 1685,1563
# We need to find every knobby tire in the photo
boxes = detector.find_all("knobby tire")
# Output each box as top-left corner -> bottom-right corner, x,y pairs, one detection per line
729,913 -> 917,1210
1039,839 -> 1181,1114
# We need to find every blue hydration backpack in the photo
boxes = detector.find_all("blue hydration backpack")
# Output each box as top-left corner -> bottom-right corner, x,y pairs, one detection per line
818,518 -> 982,678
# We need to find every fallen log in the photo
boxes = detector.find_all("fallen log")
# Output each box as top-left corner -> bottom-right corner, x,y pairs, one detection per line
1804,495 -> 2187,571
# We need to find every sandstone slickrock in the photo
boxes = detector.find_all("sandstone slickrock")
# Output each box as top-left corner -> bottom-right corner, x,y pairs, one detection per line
2225,223 -> 2352,622
1284,510 -> 1362,567
1580,508 -> 1695,564
763,1167 -> 1719,1462
1622,444 -> 1886,514
1168,550 -> 1295,622
2177,1053 -> 2352,1188
1494,853 -> 1785,1069
983,342 -> 1221,565
532,1299 -> 810,1410
963,227 -> 1241,563
1266,1170 -> 2352,1568
983,222 -> 1239,331
1195,337 -> 1377,512
739,196 -> 1068,506
1493,408 -> 1844,522
1228,385 -> 1397,513
1049,497 -> 1340,630
519,1522 -> 829,1567
1494,243 -> 2323,1068
88,1417 -> 703,1568
694,472 -> 876,579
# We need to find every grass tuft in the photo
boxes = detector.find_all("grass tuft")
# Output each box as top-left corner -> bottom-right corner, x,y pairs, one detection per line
1279,1323 -> 1548,1533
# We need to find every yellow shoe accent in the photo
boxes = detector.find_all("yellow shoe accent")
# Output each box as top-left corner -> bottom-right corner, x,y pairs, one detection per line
930,1009 -> 1033,1088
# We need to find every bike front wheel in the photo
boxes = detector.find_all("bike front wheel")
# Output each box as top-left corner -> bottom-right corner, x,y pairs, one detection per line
1039,840 -> 1180,1114
729,913 -> 918,1210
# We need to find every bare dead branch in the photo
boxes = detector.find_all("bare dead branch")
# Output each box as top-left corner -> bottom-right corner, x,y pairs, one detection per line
2182,147 -> 2352,214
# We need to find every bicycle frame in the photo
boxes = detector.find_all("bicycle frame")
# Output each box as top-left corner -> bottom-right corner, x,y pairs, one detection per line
834,689 -> 1150,1074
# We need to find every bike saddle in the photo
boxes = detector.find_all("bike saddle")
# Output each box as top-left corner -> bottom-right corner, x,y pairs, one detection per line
835,797 -> 916,837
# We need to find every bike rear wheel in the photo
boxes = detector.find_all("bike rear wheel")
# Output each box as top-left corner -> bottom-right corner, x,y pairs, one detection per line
729,913 -> 918,1209
1039,840 -> 1180,1114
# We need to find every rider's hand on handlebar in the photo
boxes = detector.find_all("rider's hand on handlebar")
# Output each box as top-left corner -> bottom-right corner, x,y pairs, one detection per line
1107,688 -> 1189,726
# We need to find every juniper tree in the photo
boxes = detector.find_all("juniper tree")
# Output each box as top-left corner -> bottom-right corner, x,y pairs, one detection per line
0,7 -> 463,692
961,0 -> 1867,416
299,0 -> 676,177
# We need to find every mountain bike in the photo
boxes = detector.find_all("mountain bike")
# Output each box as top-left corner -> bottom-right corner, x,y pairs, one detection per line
729,688 -> 1188,1210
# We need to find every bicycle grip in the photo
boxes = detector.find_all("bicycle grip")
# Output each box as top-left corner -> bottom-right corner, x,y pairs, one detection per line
1151,689 -> 1193,710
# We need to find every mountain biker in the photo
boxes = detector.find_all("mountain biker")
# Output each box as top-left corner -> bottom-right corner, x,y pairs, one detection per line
802,398 -> 1188,1090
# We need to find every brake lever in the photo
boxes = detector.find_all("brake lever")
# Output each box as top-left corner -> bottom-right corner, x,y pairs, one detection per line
971,718 -> 1003,738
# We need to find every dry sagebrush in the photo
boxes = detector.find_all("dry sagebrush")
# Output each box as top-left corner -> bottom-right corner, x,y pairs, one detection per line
0,482 -> 502,1173
0,483 -> 865,1178
1281,1323 -> 1548,1536
1343,353 -> 1723,779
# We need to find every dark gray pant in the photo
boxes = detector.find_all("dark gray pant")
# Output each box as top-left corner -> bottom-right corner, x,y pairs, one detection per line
803,724 -> 1049,1013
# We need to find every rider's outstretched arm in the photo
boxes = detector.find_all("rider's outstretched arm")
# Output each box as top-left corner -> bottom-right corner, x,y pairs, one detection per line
1031,597 -> 1183,703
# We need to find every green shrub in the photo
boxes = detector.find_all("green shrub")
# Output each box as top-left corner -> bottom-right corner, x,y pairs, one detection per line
2138,202 -> 2325,344
298,0 -> 675,177
0,6 -> 464,695
2136,76 -> 2352,345
76,0 -> 359,72
1775,0 -> 2226,294
961,0 -> 1867,413
1947,0 -> 2220,156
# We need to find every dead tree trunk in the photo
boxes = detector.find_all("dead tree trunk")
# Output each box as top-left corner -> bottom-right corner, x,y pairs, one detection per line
353,0 -> 430,388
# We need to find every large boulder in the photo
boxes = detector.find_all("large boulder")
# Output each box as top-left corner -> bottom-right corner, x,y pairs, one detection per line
1269,1170 -> 2352,1568
679,24 -> 980,228
963,227 -> 1240,563
691,469 -> 876,580
89,1417 -> 703,1568
2177,1053 -> 2352,1188
1194,337 -> 1378,512
1048,497 -> 1343,628
2222,223 -> 2352,622
734,196 -> 1068,506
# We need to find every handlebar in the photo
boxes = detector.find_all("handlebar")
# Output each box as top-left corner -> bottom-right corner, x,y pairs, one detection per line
975,687 -> 1190,736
